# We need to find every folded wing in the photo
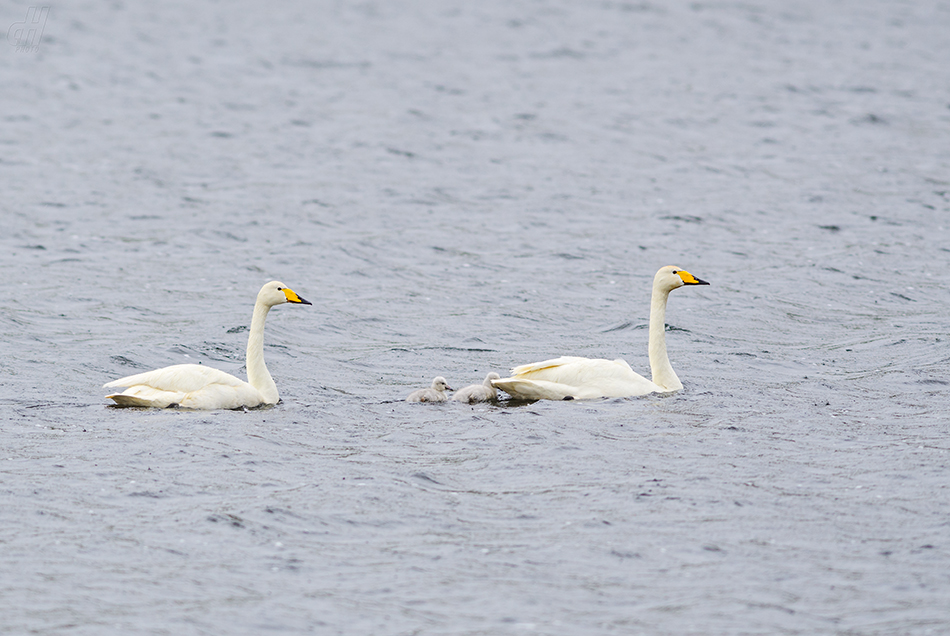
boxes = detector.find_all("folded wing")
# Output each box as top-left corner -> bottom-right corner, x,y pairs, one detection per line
495,356 -> 661,400
103,363 -> 260,409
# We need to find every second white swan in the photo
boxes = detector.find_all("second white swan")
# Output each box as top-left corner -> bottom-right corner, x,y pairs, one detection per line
492,266 -> 708,400
104,281 -> 311,409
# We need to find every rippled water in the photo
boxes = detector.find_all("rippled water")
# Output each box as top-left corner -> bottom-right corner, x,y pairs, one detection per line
2,1 -> 950,634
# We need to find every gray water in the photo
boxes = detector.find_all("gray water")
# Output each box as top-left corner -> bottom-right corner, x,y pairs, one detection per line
2,0 -> 950,634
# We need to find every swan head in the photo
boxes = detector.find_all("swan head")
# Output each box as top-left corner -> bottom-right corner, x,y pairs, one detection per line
484,372 -> 501,385
431,376 -> 453,392
655,266 -> 709,293
258,281 -> 312,307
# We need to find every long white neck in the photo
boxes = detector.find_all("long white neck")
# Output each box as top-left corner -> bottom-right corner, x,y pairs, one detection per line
648,286 -> 683,392
246,300 -> 279,404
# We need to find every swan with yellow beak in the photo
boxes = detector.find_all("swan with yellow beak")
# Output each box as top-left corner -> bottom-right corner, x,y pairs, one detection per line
493,266 -> 709,400
104,281 -> 311,409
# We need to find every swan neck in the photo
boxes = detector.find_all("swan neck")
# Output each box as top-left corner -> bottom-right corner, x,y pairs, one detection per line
648,286 -> 682,391
246,300 -> 279,404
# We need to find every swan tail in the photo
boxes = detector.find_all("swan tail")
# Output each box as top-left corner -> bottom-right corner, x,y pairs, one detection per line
106,393 -> 174,408
105,384 -> 185,408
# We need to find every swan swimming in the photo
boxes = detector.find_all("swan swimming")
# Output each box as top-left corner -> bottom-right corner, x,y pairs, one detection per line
492,266 -> 708,400
452,372 -> 501,403
406,377 -> 454,402
104,281 -> 311,409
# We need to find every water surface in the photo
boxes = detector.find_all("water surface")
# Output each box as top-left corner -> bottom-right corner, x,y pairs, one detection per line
2,1 -> 949,634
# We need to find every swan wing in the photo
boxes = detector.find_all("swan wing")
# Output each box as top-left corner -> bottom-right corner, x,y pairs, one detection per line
106,384 -> 266,410
509,356 -> 596,376
103,363 -> 246,393
104,363 -> 266,409
499,356 -> 660,399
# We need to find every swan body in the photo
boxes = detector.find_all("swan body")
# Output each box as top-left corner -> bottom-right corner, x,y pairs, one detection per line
452,372 -> 501,403
492,266 -> 708,401
104,281 -> 311,409
407,377 -> 453,402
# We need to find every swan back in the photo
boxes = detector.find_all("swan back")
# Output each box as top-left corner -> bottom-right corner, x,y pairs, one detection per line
104,364 -> 265,409
104,364 -> 247,393
497,357 -> 660,400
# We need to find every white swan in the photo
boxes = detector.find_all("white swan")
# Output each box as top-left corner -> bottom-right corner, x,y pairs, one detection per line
104,281 -> 311,409
406,377 -> 453,402
492,266 -> 708,400
452,372 -> 501,403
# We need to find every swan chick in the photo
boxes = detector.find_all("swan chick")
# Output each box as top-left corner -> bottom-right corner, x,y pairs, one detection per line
406,376 -> 454,402
452,372 -> 501,403
493,266 -> 708,401
104,281 -> 311,410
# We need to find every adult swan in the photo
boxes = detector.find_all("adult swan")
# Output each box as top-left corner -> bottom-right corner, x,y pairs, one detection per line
104,281 -> 311,409
492,266 -> 708,400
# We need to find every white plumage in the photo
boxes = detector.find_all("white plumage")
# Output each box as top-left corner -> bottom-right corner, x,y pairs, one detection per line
452,372 -> 501,403
406,377 -> 453,402
492,266 -> 708,401
104,281 -> 311,409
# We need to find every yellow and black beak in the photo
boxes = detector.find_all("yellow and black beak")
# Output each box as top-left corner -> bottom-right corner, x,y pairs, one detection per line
676,270 -> 710,286
282,287 -> 312,305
